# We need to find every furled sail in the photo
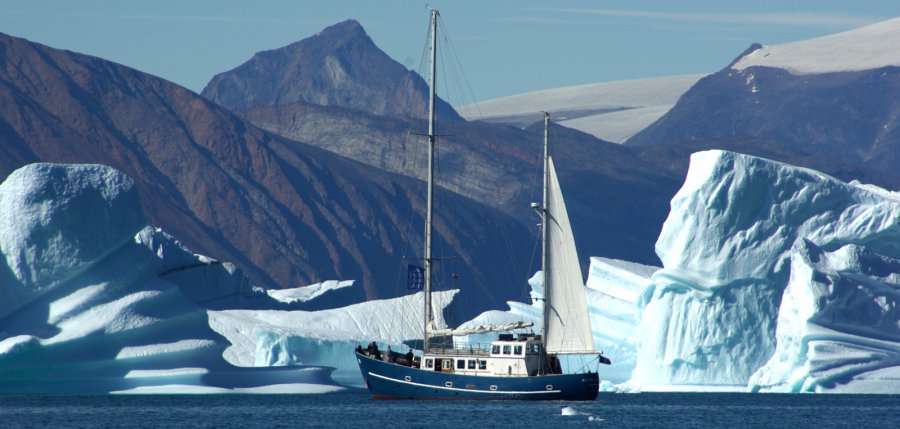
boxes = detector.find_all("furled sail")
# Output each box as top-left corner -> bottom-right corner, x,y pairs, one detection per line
430,321 -> 535,337
543,157 -> 596,354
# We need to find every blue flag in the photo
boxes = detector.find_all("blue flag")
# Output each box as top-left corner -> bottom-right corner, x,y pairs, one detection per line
407,264 -> 425,290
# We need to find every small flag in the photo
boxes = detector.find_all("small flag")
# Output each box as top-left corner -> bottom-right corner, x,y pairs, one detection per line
407,264 -> 425,290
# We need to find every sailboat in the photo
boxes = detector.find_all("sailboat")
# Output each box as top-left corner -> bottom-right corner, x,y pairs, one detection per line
355,9 -> 607,400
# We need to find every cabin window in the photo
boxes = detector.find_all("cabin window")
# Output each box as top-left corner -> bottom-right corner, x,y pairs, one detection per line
478,360 -> 487,370
443,360 -> 452,370
491,345 -> 500,354
457,359 -> 465,369
514,345 -> 523,355
425,358 -> 433,369
531,344 -> 541,354
502,345 -> 511,355
468,359 -> 476,369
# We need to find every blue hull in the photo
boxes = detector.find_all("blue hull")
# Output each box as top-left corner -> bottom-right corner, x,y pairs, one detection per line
356,352 -> 599,400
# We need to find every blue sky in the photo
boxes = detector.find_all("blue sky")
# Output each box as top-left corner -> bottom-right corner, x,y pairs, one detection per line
2,1 -> 896,104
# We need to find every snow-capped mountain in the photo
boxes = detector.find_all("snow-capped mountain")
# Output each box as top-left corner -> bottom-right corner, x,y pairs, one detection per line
627,17 -> 900,191
732,17 -> 900,75
459,74 -> 704,143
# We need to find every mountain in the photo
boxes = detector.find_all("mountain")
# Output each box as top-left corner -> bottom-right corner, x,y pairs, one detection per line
201,19 -> 461,122
237,97 -> 680,270
626,17 -> 900,189
208,20 -> 683,271
459,74 -> 704,143
0,31 -> 533,323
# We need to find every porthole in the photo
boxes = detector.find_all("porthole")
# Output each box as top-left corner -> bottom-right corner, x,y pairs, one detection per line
545,384 -> 554,391
404,376 -> 411,382
489,385 -> 498,391
445,381 -> 453,388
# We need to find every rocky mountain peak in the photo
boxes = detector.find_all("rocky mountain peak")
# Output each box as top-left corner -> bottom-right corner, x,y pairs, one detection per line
201,19 -> 462,121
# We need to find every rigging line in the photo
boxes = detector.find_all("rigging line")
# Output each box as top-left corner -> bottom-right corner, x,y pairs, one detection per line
442,14 -> 530,309
415,15 -> 433,120
524,224 -> 542,300
439,28 -> 463,113
438,14 -> 485,119
397,131 -> 421,299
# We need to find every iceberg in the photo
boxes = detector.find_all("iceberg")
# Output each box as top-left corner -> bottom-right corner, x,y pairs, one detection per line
749,240 -> 900,393
207,289 -> 457,385
0,164 -> 346,392
631,150 -> 900,392
265,280 -> 354,304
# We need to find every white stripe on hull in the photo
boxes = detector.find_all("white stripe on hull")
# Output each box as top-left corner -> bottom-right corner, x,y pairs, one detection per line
367,372 -> 562,395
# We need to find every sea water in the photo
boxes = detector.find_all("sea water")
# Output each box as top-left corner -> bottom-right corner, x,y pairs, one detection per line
1,391 -> 898,429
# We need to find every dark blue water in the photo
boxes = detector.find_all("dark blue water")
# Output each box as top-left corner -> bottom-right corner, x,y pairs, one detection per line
1,390 -> 898,429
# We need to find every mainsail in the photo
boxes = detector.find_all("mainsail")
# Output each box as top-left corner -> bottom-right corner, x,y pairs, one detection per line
543,156 -> 596,354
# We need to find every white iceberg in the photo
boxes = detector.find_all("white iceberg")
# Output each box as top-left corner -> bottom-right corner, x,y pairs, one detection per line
265,280 -> 354,304
749,240 -> 900,393
632,150 -> 900,392
208,289 -> 456,385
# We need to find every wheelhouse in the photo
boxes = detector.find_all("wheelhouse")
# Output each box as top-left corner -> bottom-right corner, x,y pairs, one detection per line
418,333 -> 554,377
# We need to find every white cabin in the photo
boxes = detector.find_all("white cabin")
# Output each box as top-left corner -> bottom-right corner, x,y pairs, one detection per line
420,334 -> 555,377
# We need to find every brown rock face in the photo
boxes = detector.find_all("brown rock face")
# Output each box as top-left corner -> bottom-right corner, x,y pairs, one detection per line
237,100 -> 681,271
201,20 -> 461,122
0,32 -> 532,322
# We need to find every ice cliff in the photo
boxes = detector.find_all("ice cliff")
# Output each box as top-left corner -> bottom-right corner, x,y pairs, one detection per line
749,240 -> 900,393
632,150 -> 900,392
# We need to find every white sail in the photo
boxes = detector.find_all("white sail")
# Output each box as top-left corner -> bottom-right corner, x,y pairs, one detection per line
544,156 -> 596,354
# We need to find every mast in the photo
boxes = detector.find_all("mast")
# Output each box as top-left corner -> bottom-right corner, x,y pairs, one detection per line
423,8 -> 438,353
540,112 -> 550,341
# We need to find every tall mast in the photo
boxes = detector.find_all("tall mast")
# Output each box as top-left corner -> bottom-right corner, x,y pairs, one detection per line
541,112 -> 550,339
423,8 -> 438,353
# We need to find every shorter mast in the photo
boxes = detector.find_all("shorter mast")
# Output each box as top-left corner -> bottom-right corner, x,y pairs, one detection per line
541,112 -> 550,340
422,8 -> 438,353
541,113 -> 596,355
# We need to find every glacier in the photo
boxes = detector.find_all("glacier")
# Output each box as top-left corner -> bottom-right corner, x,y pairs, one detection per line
458,74 -> 703,143
631,150 -> 900,392
732,17 -> 900,75
0,162 -> 454,393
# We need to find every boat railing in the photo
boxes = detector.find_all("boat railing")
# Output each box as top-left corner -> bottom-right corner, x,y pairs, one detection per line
426,342 -> 492,357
